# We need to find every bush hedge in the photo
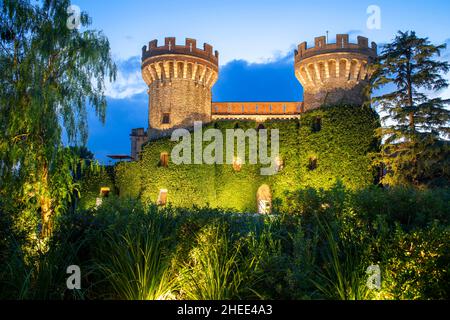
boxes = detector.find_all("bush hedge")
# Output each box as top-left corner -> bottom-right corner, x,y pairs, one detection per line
2,185 -> 448,300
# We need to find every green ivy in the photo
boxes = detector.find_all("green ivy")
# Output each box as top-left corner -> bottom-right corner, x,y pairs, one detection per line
295,104 -> 380,191
115,161 -> 142,198
113,105 -> 380,212
78,166 -> 115,210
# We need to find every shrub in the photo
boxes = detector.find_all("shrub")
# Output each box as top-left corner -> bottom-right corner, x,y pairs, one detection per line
1,185 -> 448,300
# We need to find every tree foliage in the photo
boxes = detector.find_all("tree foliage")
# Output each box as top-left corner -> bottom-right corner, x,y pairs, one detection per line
0,0 -> 116,237
369,31 -> 450,186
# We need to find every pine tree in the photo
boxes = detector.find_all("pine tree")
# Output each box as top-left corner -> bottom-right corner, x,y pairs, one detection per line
369,31 -> 450,186
0,0 -> 116,237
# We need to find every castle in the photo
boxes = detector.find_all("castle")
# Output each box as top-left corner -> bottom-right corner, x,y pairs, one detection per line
130,34 -> 377,160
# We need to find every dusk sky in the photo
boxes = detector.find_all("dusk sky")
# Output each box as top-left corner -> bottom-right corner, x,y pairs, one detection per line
71,0 -> 450,163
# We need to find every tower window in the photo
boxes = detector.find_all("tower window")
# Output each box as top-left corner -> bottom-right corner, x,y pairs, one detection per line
157,189 -> 168,206
162,113 -> 171,124
312,117 -> 322,132
159,152 -> 169,167
308,157 -> 318,171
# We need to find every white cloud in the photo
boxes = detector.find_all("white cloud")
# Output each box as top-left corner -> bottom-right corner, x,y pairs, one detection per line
104,57 -> 147,99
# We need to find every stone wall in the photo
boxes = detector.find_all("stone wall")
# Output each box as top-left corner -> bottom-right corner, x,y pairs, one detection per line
130,128 -> 148,160
141,37 -> 219,140
147,80 -> 213,139
295,34 -> 377,110
130,34 -> 378,157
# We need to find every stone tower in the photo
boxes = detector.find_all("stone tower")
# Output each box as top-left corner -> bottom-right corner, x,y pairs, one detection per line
141,37 -> 219,139
294,34 -> 377,111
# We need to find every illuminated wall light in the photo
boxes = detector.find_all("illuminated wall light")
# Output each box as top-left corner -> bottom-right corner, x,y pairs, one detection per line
100,187 -> 111,197
274,156 -> 284,173
233,156 -> 243,172
257,184 -> 272,215
157,189 -> 168,206
159,152 -> 169,167
95,187 -> 111,208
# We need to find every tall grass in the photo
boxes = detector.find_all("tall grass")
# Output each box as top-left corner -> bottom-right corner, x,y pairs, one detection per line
311,215 -> 372,300
179,224 -> 243,300
1,236 -> 87,300
1,186 -> 448,300
95,212 -> 177,300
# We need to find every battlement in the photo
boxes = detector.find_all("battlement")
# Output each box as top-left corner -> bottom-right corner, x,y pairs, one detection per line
294,34 -> 377,111
295,34 -> 377,63
142,37 -> 219,66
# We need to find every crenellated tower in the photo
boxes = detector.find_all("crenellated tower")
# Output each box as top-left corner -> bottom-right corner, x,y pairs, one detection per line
141,37 -> 219,139
295,34 -> 377,111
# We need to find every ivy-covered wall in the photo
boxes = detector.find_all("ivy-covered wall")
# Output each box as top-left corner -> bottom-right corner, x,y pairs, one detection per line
295,104 -> 380,190
78,166 -> 115,210
114,104 -> 380,212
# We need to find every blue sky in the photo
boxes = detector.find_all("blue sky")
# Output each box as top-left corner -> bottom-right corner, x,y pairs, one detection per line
71,0 -> 450,163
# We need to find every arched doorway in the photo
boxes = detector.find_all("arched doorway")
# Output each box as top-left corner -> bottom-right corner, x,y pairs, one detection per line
257,184 -> 272,214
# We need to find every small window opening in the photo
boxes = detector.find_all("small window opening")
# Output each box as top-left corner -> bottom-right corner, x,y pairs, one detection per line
308,157 -> 318,171
162,113 -> 171,124
312,117 -> 322,132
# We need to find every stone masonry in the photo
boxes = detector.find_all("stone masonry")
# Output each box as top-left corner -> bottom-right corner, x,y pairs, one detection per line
294,34 -> 377,111
141,38 -> 219,140
130,34 -> 377,159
